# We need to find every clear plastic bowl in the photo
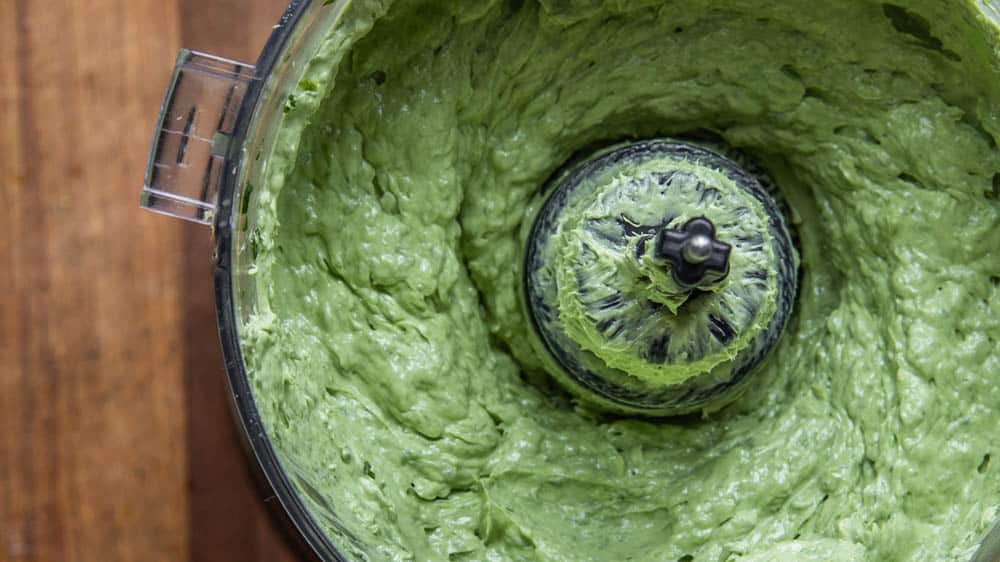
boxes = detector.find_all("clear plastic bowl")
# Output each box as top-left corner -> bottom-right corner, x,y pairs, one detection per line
140,1 -> 1000,560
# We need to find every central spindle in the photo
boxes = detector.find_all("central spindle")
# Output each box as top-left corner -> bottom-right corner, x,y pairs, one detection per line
522,139 -> 799,416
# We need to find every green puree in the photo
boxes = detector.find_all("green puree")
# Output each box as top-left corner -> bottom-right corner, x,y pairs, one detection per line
242,0 -> 1000,560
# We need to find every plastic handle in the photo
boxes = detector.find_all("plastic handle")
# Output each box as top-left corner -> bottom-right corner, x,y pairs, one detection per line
141,50 -> 256,225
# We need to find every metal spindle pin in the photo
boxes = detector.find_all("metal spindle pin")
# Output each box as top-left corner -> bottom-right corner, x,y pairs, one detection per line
682,233 -> 714,264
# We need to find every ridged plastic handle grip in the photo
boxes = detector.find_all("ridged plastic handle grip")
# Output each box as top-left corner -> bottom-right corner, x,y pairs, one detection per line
141,50 -> 256,225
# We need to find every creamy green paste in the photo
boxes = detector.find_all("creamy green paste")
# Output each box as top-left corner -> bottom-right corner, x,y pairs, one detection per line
241,1 -> 1000,560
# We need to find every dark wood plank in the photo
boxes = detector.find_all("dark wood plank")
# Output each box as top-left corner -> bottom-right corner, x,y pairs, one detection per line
0,0 -> 306,560
180,0 -> 291,62
1,0 -> 190,560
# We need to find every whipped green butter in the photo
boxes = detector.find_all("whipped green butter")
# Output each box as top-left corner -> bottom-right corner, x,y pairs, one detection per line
241,0 -> 1000,560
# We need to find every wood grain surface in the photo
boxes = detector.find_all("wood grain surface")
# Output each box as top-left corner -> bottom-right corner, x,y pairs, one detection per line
1,1 -> 303,560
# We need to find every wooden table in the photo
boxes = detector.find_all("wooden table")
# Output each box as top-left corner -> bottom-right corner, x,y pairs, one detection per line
1,1 -> 303,560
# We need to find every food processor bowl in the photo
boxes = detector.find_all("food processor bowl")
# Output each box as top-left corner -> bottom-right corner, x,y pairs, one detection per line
141,1 -> 1000,560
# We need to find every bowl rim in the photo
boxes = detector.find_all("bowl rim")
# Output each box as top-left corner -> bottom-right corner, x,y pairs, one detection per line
212,0 -> 345,560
